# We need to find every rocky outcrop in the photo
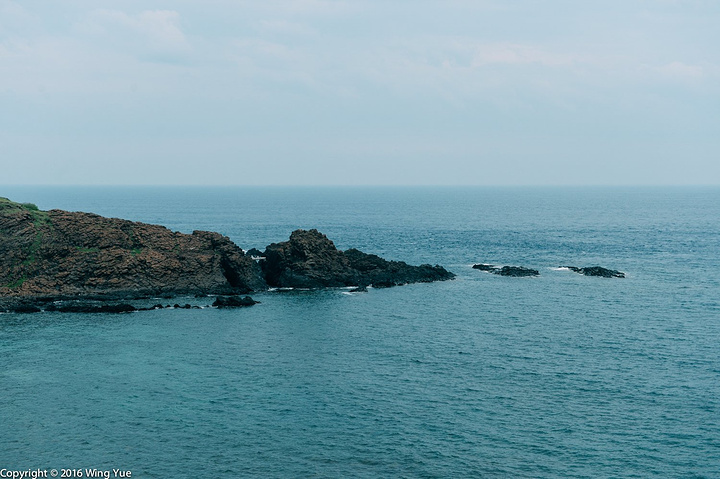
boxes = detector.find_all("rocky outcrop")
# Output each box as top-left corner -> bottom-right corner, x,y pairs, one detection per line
565,266 -> 625,278
0,197 -> 265,302
212,295 -> 258,307
496,266 -> 540,277
0,300 -> 211,314
471,263 -> 496,272
261,229 -> 455,288
472,264 -> 539,277
245,248 -> 265,258
1,199 -> 455,311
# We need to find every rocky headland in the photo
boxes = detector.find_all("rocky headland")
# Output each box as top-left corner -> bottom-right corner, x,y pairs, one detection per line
0,198 -> 454,312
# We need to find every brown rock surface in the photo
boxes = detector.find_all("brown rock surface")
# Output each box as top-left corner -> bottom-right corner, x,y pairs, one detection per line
0,198 -> 265,300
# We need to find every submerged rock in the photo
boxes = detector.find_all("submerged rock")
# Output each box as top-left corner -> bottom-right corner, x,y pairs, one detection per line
261,229 -> 455,289
496,266 -> 539,277
212,295 -> 258,308
472,263 -> 496,271
8,304 -> 42,314
565,266 -> 625,278
44,302 -> 137,313
472,264 -> 539,277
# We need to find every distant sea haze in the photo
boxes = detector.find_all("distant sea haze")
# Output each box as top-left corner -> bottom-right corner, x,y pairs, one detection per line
1,186 -> 719,477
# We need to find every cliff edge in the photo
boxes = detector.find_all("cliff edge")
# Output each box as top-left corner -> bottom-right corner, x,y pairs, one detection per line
0,198 -> 265,300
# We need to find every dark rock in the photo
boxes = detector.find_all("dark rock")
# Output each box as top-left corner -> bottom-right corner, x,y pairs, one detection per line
495,266 -> 539,277
10,304 -> 42,313
261,229 -> 357,288
245,248 -> 265,258
344,248 -> 453,286
44,302 -> 136,313
472,264 -> 539,277
213,295 -> 258,308
472,263 -> 496,271
261,229 -> 455,289
349,286 -> 368,293
565,266 -> 624,278
98,303 -> 137,313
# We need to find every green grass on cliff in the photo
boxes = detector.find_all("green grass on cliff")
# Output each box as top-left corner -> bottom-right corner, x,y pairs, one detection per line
0,197 -> 53,268
0,197 -> 40,212
3,277 -> 26,289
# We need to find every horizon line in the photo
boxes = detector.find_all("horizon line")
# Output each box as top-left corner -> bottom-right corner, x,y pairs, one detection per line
2,184 -> 719,188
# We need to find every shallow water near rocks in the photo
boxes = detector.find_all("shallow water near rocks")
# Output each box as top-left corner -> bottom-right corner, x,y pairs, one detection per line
1,186 -> 719,477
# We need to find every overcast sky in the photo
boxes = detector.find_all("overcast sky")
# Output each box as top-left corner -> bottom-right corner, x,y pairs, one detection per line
1,0 -> 718,185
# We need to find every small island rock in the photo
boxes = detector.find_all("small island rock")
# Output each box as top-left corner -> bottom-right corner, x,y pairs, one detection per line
472,264 -> 539,277
565,266 -> 625,278
213,296 -> 258,307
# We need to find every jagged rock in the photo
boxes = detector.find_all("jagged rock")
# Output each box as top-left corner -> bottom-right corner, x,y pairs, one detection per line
245,248 -> 265,258
472,264 -> 539,277
565,266 -> 625,278
212,295 -> 258,307
496,266 -> 539,277
261,229 -> 356,288
472,263 -> 496,271
261,229 -> 455,288
344,248 -> 454,286
44,302 -> 137,313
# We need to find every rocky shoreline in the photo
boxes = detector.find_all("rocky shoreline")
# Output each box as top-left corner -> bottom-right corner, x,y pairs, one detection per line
0,198 -> 455,313
1,197 -> 627,315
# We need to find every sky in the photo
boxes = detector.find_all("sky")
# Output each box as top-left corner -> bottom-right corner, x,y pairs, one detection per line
1,0 -> 718,185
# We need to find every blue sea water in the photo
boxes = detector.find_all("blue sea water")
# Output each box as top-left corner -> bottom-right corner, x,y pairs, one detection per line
1,186 -> 719,478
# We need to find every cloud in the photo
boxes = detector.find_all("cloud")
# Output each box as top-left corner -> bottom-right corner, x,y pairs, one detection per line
242,0 -> 358,15
258,20 -> 316,36
471,43 -> 576,67
77,9 -> 191,63
657,61 -> 704,79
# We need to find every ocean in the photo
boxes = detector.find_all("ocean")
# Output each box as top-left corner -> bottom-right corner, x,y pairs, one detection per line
1,186 -> 719,478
